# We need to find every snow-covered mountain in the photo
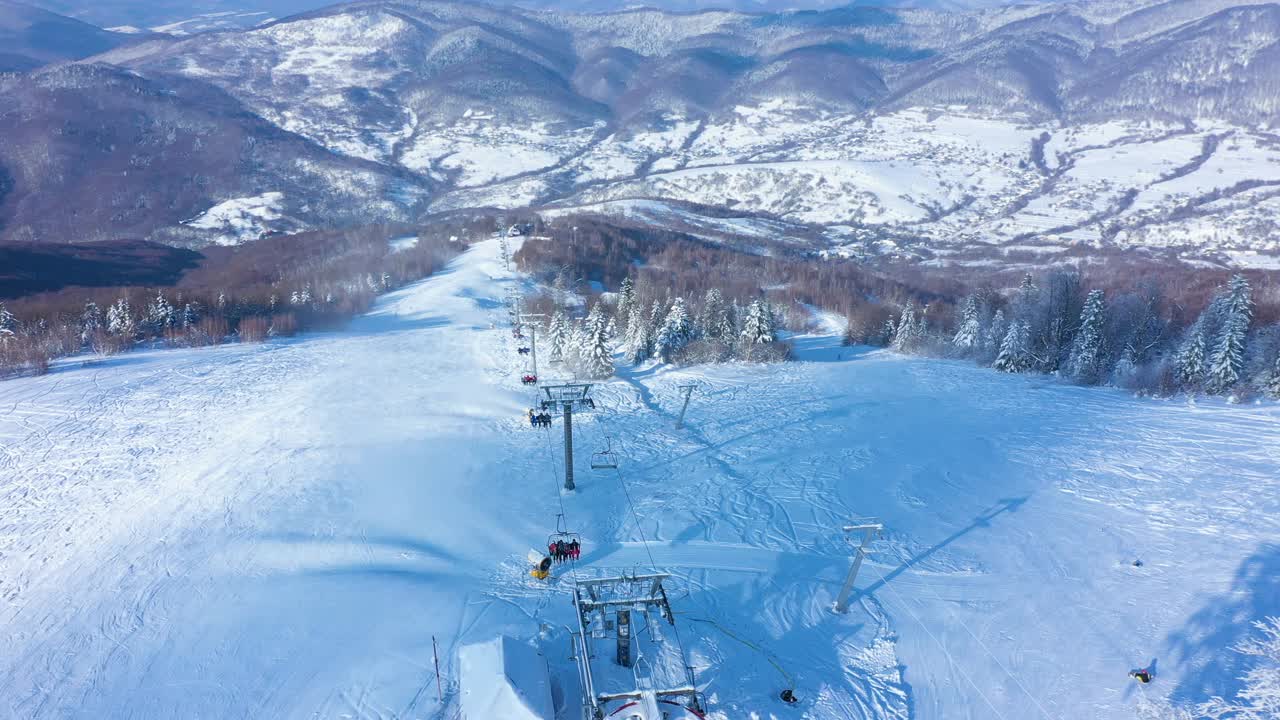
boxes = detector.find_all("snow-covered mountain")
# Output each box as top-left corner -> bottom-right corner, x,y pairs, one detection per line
2,0 -> 1278,265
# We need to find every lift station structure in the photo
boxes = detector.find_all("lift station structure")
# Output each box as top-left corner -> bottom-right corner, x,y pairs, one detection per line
570,572 -> 706,720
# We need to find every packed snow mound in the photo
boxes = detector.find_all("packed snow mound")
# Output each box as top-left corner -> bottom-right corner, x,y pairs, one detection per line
459,636 -> 555,720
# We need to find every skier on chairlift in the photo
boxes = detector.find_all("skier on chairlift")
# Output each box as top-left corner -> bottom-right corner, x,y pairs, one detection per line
568,539 -> 580,561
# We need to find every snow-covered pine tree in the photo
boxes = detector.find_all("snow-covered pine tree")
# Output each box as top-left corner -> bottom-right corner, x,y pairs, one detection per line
1192,616 -> 1280,719
547,311 -> 567,362
583,305 -> 614,379
993,320 -> 1033,373
181,303 -> 199,329
1175,320 -> 1207,389
626,304 -> 655,365
1112,343 -> 1137,387
985,309 -> 1007,353
700,289 -> 732,346
106,298 -> 135,339
655,298 -> 693,362
616,277 -> 635,322
563,319 -> 587,375
0,303 -> 15,344
145,290 -> 175,336
741,299 -> 775,345
952,295 -> 981,354
879,316 -> 896,346
891,300 -> 918,352
80,301 -> 103,345
1069,289 -> 1106,382
1207,274 -> 1253,394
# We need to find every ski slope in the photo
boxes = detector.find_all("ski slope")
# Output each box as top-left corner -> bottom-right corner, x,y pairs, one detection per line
1,238 -> 1278,719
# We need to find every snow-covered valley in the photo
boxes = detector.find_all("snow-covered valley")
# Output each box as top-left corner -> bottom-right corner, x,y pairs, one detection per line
1,238 -> 1276,719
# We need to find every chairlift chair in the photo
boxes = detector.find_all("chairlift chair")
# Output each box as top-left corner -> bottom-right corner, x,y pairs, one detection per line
547,514 -> 581,552
590,436 -> 619,470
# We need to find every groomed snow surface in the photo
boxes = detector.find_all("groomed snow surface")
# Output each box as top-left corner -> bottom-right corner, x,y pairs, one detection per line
1,239 -> 1278,719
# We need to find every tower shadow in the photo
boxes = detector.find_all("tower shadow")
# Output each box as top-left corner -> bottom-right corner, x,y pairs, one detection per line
856,496 -> 1028,599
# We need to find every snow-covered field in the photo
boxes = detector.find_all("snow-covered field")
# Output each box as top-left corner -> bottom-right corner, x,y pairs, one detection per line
1,239 -> 1277,719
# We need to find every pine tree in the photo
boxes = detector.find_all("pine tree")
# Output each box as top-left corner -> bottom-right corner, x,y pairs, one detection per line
547,311 -> 568,362
180,303 -> 199,329
582,305 -> 614,379
1175,321 -> 1207,389
563,319 -> 586,375
880,317 -> 897,346
626,304 -> 655,365
655,298 -> 693,362
106,298 -> 135,339
892,300 -> 918,352
985,309 -> 1007,353
741,299 -> 775,345
994,320 -> 1032,373
145,290 -> 175,336
952,295 -> 981,353
1207,274 -> 1253,394
700,288 -> 737,347
0,303 -> 15,344
616,277 -> 635,322
1069,289 -> 1106,382
80,301 -> 102,344
1112,343 -> 1137,386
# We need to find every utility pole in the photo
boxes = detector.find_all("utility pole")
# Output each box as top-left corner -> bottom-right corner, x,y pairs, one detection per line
540,384 -> 595,491
833,520 -> 882,614
675,384 -> 696,429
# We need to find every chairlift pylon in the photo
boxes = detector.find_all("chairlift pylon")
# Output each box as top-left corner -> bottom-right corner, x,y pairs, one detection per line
590,436 -> 619,470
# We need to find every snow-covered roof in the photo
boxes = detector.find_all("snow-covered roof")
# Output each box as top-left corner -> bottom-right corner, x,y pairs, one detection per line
459,636 -> 555,720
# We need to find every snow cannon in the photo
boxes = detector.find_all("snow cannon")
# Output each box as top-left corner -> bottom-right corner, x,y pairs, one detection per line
528,550 -> 551,580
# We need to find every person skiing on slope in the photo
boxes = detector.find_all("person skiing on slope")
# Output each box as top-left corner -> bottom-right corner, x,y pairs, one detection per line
1130,668 -> 1152,683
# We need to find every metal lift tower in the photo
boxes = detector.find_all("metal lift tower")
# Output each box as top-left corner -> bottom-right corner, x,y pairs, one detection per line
539,383 -> 595,491
833,519 -> 883,613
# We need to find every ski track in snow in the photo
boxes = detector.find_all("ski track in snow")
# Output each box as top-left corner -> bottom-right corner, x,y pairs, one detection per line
1,239 -> 1278,719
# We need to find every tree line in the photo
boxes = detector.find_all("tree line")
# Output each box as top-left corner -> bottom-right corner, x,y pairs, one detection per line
856,270 -> 1280,400
0,224 -> 474,378
524,274 -> 790,381
516,216 -> 1279,400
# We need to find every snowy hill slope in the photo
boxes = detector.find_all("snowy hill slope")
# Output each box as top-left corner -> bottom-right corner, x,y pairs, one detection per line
1,238 -> 1277,718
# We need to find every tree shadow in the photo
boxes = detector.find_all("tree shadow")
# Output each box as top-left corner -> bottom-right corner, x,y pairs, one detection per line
788,336 -> 877,363
856,497 -> 1028,600
1165,543 -> 1280,705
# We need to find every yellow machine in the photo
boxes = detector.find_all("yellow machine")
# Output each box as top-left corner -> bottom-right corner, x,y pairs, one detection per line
528,550 -> 551,580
